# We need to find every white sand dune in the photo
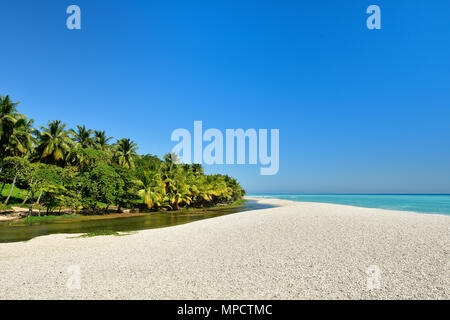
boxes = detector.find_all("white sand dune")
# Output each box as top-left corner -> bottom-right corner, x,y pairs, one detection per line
0,197 -> 449,300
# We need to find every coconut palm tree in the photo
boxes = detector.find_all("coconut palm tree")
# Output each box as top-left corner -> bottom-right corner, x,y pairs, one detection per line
94,130 -> 113,151
114,138 -> 138,169
93,130 -> 113,151
36,120 -> 73,164
163,152 -> 181,166
135,171 -> 165,209
5,116 -> 36,157
70,125 -> 93,148
195,175 -> 214,203
0,95 -> 21,157
159,159 -> 193,210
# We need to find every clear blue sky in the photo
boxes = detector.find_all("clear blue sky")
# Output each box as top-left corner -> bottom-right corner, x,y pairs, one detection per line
1,0 -> 449,193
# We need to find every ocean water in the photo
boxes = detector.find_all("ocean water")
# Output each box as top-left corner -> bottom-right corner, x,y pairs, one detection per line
248,194 -> 450,215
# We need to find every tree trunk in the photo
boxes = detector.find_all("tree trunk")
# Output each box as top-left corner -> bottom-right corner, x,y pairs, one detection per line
4,172 -> 18,205
36,190 -> 42,205
28,190 -> 34,217
22,179 -> 35,206
0,181 -> 6,196
22,190 -> 32,205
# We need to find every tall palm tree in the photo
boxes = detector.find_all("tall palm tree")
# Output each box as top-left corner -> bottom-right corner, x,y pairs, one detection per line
93,130 -> 113,151
36,120 -> 73,164
0,95 -> 20,157
114,138 -> 138,169
163,152 -> 181,166
70,125 -> 93,148
5,116 -> 36,157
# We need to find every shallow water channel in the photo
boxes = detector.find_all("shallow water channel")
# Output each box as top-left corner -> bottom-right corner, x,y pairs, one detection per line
0,200 -> 273,243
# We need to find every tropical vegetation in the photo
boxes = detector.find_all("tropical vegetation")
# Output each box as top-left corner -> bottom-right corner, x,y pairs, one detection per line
0,95 -> 245,215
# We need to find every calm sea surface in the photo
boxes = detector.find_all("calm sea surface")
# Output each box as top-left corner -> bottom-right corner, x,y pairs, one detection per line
249,194 -> 450,215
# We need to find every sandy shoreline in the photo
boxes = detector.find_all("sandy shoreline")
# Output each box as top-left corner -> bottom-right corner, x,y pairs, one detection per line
0,197 -> 449,300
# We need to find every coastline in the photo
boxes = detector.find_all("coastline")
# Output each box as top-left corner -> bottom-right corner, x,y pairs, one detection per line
248,194 -> 450,217
0,197 -> 448,299
247,196 -> 450,218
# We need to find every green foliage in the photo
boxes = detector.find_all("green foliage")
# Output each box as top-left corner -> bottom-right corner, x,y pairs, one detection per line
80,162 -> 123,211
40,184 -> 66,213
74,230 -> 136,238
1,156 -> 31,205
0,94 -> 246,215
67,147 -> 112,168
0,183 -> 28,204
113,164 -> 139,209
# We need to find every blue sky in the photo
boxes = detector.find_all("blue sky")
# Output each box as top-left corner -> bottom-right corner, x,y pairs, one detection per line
1,0 -> 449,193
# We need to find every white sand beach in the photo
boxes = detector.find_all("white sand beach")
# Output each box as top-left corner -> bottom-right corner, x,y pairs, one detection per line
0,197 -> 449,300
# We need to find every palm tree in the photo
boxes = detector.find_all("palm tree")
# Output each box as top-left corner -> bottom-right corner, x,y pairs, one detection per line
0,95 -> 20,157
70,125 -> 93,148
159,159 -> 192,210
114,138 -> 138,169
163,152 -> 181,166
135,171 -> 165,210
93,130 -> 113,150
36,120 -> 73,164
5,116 -> 36,157
194,175 -> 214,203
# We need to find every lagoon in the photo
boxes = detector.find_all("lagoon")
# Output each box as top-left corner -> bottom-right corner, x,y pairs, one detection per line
0,200 -> 272,243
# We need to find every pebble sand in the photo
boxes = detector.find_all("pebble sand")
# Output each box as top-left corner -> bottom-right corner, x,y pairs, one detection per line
0,198 -> 449,299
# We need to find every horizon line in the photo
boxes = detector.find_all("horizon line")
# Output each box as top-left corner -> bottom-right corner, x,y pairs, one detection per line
247,193 -> 450,196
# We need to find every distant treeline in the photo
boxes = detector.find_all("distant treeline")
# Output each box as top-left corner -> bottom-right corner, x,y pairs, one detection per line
0,95 -> 245,214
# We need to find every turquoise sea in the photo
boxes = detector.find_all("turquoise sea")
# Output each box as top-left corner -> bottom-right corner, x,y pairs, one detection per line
248,194 -> 450,216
